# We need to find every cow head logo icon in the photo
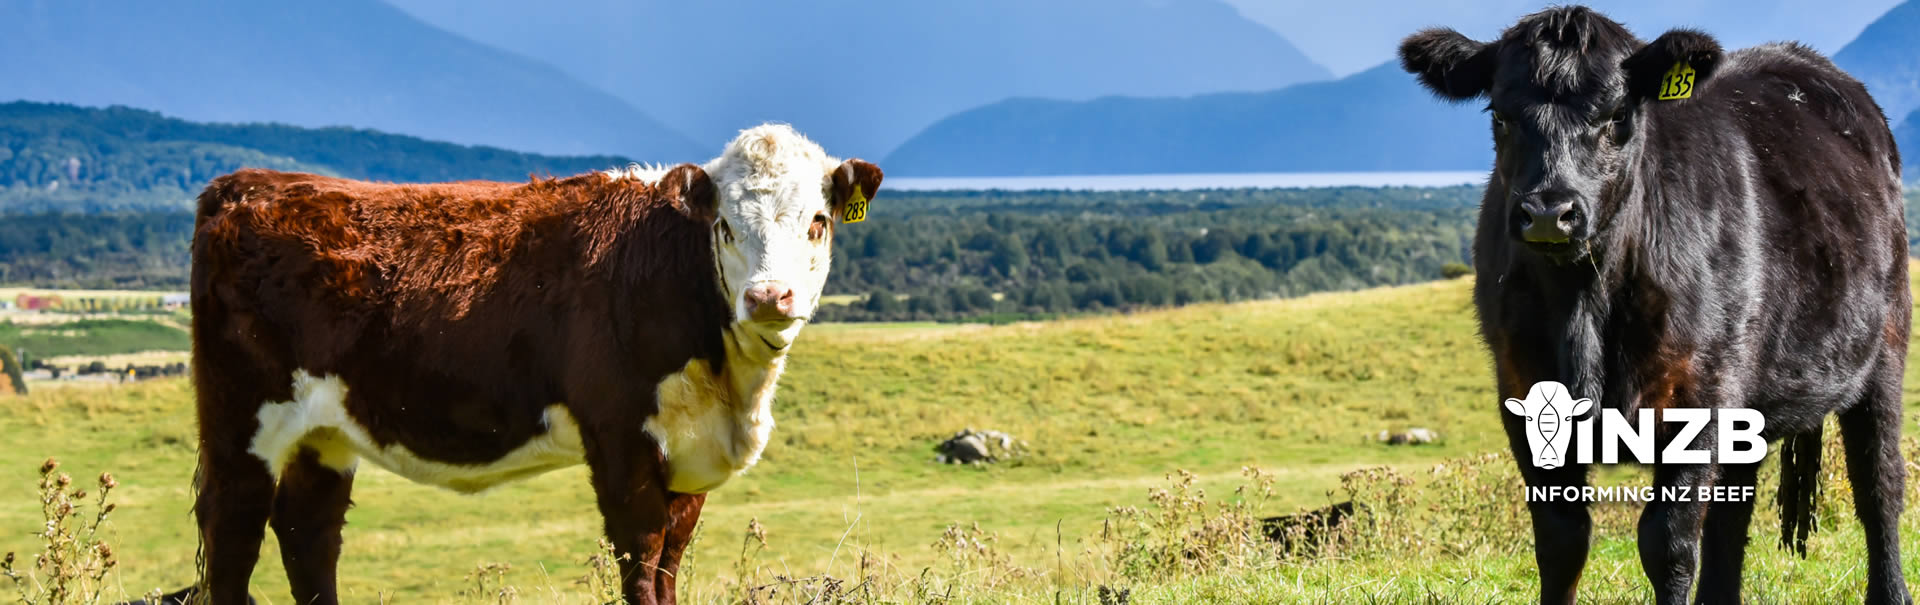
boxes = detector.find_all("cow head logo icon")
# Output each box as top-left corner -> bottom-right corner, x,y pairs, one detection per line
1504,381 -> 1592,469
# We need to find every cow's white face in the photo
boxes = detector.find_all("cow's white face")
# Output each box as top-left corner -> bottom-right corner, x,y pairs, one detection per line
702,125 -> 882,353
710,153 -> 834,348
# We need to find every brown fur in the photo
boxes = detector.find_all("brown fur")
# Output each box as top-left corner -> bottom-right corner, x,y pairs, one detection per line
189,166 -> 728,605
829,159 -> 884,221
1640,354 -> 1692,414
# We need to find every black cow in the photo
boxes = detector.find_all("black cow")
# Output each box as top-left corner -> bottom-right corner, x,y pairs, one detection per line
115,586 -> 254,605
1260,500 -> 1365,555
1401,7 -> 1907,605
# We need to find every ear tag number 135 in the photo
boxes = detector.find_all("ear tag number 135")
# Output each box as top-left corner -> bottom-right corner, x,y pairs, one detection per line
1658,62 -> 1696,101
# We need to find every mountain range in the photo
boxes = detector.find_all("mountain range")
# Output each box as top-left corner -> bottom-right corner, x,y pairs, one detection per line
0,101 -> 631,212
0,0 -> 1911,179
1835,0 -> 1920,127
0,0 -> 702,161
889,0 -> 1920,176
1901,110 -> 1919,172
383,0 -> 1330,159
884,63 -> 1490,176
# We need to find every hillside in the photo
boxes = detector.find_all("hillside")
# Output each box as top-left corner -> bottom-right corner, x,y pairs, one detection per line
0,0 -> 702,160
3,278 -> 1917,601
884,62 -> 1490,176
0,102 -> 633,213
0,280 -> 1505,600
1836,0 -> 1920,127
385,0 -> 1330,159
1902,109 -> 1919,175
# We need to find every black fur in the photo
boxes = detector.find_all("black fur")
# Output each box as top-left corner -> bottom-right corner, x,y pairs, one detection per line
115,586 -> 254,605
1399,28 -> 1496,100
1260,500 -> 1366,555
1401,6 -> 1909,605
1621,29 -> 1725,103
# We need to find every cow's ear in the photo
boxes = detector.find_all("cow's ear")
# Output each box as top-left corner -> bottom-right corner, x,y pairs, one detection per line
1504,398 -> 1526,417
1399,28 -> 1495,101
830,159 -> 883,223
659,163 -> 716,224
1622,29 -> 1723,102
1570,398 -> 1594,418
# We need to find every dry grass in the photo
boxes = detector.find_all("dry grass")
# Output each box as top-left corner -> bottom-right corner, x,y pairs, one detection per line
0,459 -> 138,605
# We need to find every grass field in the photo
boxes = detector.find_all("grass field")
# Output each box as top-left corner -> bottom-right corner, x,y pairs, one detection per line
1,277 -> 1917,603
0,318 -> 189,359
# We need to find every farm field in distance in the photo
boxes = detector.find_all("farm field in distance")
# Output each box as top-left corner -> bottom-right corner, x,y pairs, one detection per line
2,276 -> 1919,603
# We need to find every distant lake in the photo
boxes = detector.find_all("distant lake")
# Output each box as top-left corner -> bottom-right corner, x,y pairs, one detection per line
885,171 -> 1488,192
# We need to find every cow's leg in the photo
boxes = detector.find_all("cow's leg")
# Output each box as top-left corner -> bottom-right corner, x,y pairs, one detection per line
582,423 -> 673,605
270,447 -> 356,605
1693,461 -> 1758,604
1640,460 -> 1716,605
193,427 -> 276,604
1495,344 -> 1592,605
654,492 -> 707,604
1839,366 -> 1910,605
1503,409 -> 1592,605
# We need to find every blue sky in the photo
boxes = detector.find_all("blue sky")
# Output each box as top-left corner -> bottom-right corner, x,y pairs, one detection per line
1225,0 -> 1904,76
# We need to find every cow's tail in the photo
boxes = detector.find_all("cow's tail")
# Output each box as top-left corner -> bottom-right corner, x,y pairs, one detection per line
1776,426 -> 1823,558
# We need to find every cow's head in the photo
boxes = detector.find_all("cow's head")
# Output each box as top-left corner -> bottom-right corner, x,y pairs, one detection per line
1399,6 -> 1724,264
696,124 -> 882,353
1503,381 -> 1593,469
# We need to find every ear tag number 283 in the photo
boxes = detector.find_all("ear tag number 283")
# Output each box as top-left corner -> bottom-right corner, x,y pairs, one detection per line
842,185 -> 870,223
1658,61 -> 1697,101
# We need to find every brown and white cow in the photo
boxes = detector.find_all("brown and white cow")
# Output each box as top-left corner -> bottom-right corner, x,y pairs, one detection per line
187,124 -> 881,605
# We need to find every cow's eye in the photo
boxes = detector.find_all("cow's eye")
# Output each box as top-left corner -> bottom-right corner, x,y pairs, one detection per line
1491,112 -> 1511,135
1593,110 -> 1626,130
808,212 -> 829,242
716,219 -> 736,244
1604,110 -> 1632,143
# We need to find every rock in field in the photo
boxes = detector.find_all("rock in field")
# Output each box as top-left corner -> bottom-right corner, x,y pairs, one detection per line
934,428 -> 1026,464
1377,427 -> 1438,445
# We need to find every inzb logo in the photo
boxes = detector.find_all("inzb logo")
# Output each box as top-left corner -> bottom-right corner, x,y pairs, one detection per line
1504,381 -> 1766,469
1506,381 -> 1591,469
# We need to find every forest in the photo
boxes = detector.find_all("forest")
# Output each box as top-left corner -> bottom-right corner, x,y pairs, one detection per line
0,186 -> 1489,321
812,186 -> 1479,321
8,184 -> 1920,321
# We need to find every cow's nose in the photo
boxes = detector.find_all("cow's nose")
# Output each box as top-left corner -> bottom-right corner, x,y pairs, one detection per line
1512,196 -> 1583,243
744,282 -> 797,321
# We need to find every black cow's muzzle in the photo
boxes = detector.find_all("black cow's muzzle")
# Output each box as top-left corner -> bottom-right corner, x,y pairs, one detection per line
1512,199 -> 1583,244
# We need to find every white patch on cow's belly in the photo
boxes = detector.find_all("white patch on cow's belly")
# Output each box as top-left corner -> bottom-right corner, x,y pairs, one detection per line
248,371 -> 585,494
645,359 -> 776,493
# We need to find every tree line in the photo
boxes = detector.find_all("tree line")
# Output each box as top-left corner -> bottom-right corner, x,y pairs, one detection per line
812,187 -> 1478,321
0,186 -> 1487,319
9,183 -> 1912,323
0,101 -> 629,212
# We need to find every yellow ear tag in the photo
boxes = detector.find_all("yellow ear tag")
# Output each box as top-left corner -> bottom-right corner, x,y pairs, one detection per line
842,185 -> 869,223
1657,61 -> 1697,101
